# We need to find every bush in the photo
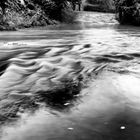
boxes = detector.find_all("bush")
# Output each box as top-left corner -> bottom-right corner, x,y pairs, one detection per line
114,0 -> 140,25
84,0 -> 115,13
30,0 -> 74,21
0,0 -> 78,30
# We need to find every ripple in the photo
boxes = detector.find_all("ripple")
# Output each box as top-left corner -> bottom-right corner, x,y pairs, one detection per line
0,12 -> 140,140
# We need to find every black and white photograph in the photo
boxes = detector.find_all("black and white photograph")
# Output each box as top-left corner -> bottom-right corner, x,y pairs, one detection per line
0,0 -> 140,140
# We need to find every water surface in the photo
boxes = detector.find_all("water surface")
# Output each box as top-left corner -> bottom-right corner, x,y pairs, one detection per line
0,12 -> 140,140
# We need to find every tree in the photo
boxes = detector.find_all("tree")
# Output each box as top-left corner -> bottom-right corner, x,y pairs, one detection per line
70,0 -> 82,11
0,0 -> 7,15
114,0 -> 140,25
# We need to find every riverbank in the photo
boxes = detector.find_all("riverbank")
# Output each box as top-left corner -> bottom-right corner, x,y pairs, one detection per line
114,0 -> 140,26
0,2 -> 52,31
0,0 -> 76,31
83,0 -> 115,13
0,12 -> 58,31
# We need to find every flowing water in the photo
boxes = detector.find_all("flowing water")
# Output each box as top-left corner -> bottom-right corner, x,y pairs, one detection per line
0,12 -> 140,140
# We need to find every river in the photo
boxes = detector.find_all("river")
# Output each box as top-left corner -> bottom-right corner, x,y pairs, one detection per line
0,12 -> 140,140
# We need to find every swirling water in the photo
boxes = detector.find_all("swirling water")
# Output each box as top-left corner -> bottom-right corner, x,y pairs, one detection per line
0,12 -> 140,140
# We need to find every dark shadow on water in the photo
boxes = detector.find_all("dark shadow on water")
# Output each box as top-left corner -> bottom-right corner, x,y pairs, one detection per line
35,78 -> 82,110
69,112 -> 140,140
0,61 -> 9,76
114,24 -> 140,36
102,112 -> 140,140
0,77 -> 83,125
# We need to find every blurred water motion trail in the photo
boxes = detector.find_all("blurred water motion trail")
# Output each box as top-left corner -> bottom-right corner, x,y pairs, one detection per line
0,12 -> 140,140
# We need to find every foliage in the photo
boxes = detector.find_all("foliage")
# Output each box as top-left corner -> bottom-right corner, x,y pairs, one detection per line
31,0 -> 81,20
0,0 -> 81,29
84,0 -> 115,13
114,0 -> 140,25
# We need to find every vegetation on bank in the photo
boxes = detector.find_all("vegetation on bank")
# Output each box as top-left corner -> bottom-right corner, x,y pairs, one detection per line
114,0 -> 140,25
84,0 -> 115,13
0,0 -> 81,31
0,0 -> 139,30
